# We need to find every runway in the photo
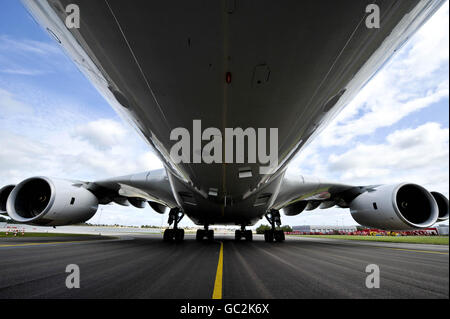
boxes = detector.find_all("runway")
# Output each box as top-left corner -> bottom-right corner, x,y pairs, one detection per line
0,234 -> 448,299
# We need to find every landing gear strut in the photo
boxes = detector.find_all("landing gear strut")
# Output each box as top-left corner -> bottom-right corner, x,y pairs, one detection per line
264,210 -> 285,243
196,224 -> 214,242
163,208 -> 185,242
235,225 -> 253,241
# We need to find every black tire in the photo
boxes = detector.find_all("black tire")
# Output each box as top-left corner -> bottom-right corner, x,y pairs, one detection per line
196,229 -> 204,241
207,230 -> 214,242
175,229 -> 184,242
163,229 -> 173,241
245,230 -> 253,241
274,230 -> 285,242
235,230 -> 242,241
264,230 -> 274,242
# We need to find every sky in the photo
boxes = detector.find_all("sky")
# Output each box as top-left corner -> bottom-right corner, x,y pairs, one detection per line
0,1 -> 448,228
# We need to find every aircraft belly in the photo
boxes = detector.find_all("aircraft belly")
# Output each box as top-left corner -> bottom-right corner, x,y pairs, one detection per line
30,0 -> 442,218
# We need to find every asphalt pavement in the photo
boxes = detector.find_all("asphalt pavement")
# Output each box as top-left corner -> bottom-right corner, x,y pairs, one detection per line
0,234 -> 447,298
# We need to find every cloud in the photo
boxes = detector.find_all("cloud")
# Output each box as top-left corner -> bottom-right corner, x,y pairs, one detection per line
0,123 -> 163,185
321,80 -> 447,147
0,88 -> 33,114
0,35 -> 61,56
328,123 -> 449,189
313,2 -> 449,148
73,119 -> 128,149
0,68 -> 44,75
0,35 -> 69,77
0,88 -> 163,186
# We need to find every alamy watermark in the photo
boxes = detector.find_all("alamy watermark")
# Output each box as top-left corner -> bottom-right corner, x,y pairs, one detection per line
64,3 -> 380,30
365,264 -> 380,288
366,4 -> 380,29
169,120 -> 278,174
65,4 -> 80,29
65,264 -> 80,289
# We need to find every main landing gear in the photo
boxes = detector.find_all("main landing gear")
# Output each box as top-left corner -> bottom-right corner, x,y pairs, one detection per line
264,210 -> 285,243
235,225 -> 253,241
163,208 -> 185,242
196,224 -> 214,242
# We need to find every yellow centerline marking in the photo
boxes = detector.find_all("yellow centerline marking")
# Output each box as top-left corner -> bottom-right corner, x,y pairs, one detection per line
212,241 -> 224,299
384,247 -> 448,255
0,240 -> 90,248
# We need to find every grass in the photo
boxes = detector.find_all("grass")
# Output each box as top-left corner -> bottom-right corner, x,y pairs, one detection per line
289,235 -> 449,245
0,232 -> 98,238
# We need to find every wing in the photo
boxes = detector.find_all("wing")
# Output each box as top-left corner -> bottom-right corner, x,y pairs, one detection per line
271,172 -> 448,230
87,168 -> 178,212
271,174 -> 371,215
1,168 -> 179,226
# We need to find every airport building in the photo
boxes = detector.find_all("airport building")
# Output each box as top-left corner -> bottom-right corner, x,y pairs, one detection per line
436,224 -> 449,235
293,225 -> 357,233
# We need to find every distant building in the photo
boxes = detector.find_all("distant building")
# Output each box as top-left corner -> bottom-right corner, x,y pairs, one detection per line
292,225 -> 357,233
436,224 -> 449,235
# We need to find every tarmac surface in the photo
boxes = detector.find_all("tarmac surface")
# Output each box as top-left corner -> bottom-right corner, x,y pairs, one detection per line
0,234 -> 448,299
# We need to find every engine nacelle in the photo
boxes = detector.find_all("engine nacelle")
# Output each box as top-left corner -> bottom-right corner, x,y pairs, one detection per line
431,191 -> 449,222
282,201 -> 308,216
0,184 -> 15,216
350,183 -> 438,230
6,177 -> 98,226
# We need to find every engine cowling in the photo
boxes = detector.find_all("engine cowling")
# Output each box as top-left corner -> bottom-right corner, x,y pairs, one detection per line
0,184 -> 15,216
431,191 -> 449,222
282,201 -> 308,216
350,183 -> 439,230
6,177 -> 98,226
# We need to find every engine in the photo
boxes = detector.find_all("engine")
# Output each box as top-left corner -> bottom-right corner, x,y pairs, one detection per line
350,183 -> 440,230
0,184 -> 15,215
6,177 -> 98,226
431,191 -> 449,222
282,201 -> 308,216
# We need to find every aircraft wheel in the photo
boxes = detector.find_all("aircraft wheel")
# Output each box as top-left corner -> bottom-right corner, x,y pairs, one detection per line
196,229 -> 204,241
235,230 -> 242,241
174,229 -> 184,242
163,229 -> 174,241
274,230 -> 285,242
264,230 -> 274,242
207,230 -> 214,242
244,230 -> 253,241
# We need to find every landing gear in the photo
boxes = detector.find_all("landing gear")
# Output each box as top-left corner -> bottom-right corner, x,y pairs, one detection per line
163,208 -> 185,242
196,225 -> 214,242
264,210 -> 285,243
263,229 -> 273,242
274,229 -> 285,242
235,225 -> 253,241
163,228 -> 184,242
263,229 -> 285,242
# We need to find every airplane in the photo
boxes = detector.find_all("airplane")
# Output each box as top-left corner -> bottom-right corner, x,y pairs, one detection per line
1,0 -> 448,243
